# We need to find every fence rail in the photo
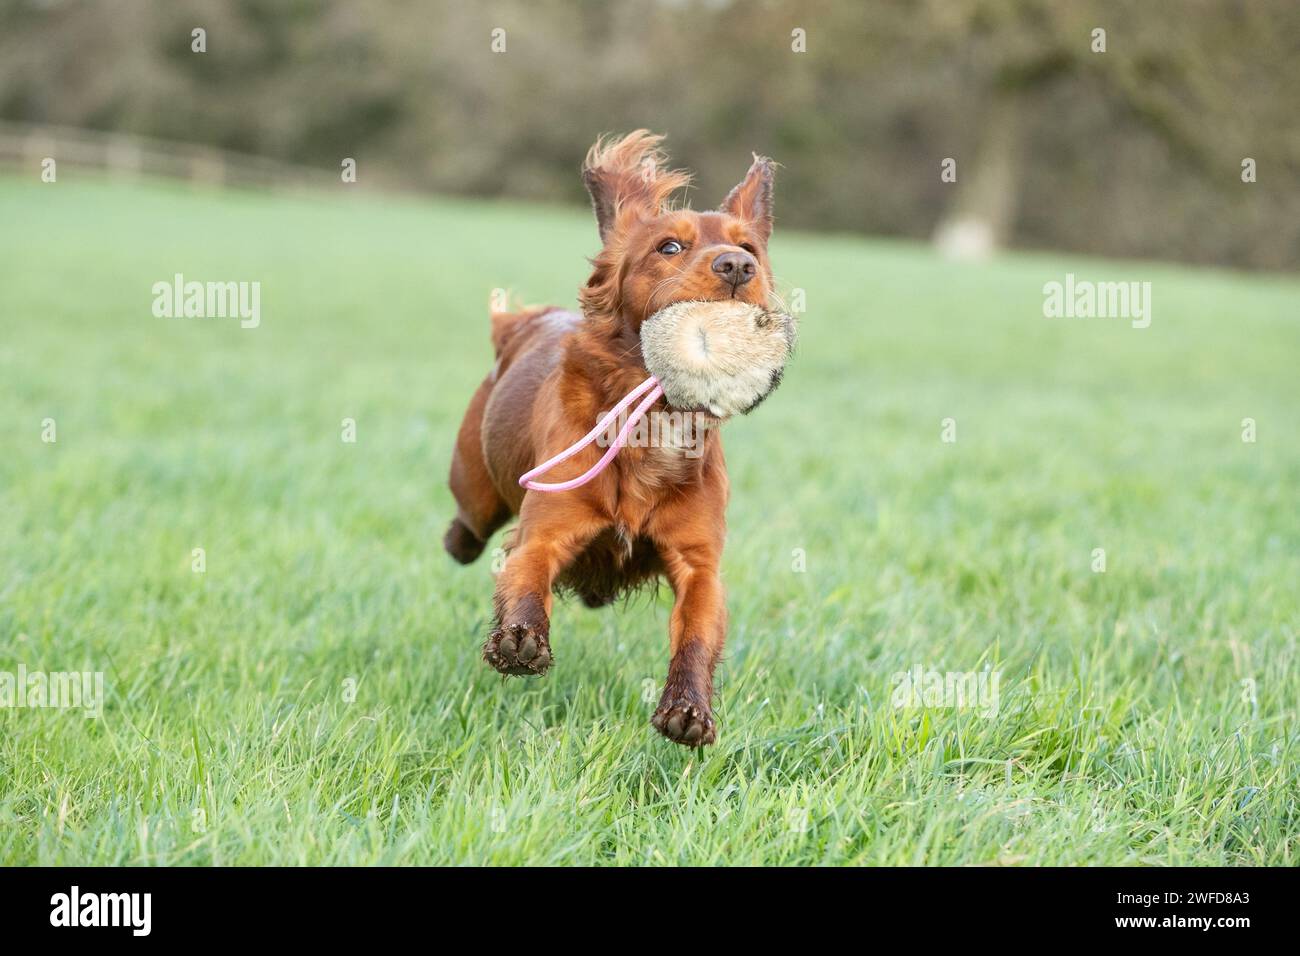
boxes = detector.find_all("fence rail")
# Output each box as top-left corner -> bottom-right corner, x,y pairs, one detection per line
0,121 -> 341,192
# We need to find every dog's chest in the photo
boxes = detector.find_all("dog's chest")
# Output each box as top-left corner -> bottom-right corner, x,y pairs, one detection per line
623,416 -> 706,488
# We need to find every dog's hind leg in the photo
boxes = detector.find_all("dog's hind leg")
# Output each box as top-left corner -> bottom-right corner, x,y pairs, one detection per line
445,374 -> 512,564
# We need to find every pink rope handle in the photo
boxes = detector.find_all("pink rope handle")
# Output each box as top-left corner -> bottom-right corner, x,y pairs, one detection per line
519,375 -> 663,492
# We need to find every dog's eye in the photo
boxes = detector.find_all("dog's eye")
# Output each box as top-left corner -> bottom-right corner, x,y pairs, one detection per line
658,240 -> 683,256
739,242 -> 758,255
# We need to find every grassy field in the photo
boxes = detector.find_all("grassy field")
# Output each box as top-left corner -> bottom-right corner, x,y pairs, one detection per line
1,173 -> 1297,866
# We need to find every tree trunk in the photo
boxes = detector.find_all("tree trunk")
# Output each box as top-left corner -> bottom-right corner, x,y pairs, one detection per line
933,91 -> 1023,260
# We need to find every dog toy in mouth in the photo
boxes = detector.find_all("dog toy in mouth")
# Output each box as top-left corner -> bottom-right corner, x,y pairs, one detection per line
520,300 -> 796,492
641,299 -> 796,418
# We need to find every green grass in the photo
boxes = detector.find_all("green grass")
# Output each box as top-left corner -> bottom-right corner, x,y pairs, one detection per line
1,173 -> 1297,866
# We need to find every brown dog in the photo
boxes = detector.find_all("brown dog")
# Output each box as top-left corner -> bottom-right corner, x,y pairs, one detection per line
444,131 -> 776,746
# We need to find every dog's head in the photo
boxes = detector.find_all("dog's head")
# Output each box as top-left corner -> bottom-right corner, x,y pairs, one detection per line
579,131 -> 775,334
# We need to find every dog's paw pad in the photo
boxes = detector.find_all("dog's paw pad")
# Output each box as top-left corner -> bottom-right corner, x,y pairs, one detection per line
483,623 -> 552,676
651,699 -> 716,747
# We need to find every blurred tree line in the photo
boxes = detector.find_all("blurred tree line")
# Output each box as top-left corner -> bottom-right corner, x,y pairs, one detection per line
2,0 -> 1296,269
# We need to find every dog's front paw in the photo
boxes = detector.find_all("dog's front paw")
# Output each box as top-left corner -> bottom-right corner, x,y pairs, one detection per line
483,622 -> 552,676
651,698 -> 716,747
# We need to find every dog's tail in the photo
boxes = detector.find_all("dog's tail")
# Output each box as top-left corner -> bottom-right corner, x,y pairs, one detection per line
489,292 -> 555,358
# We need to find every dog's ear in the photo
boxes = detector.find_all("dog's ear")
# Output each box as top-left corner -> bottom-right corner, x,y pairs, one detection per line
583,131 -> 691,243
721,154 -> 776,244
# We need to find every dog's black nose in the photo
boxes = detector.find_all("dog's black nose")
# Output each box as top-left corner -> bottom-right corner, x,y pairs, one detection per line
712,250 -> 757,290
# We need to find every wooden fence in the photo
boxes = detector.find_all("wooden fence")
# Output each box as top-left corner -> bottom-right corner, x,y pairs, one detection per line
0,120 -> 341,192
